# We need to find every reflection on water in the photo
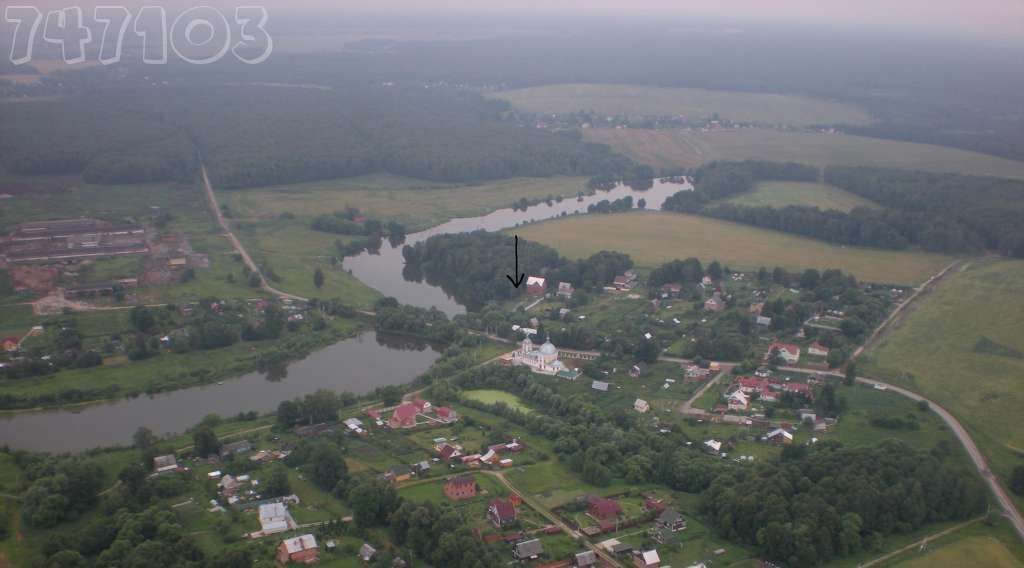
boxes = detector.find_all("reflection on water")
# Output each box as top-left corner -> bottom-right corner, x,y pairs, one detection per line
0,332 -> 440,453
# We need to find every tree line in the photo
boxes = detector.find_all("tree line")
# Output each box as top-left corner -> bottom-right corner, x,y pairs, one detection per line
402,231 -> 632,310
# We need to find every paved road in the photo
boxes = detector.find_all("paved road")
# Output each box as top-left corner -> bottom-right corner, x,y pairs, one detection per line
200,162 -> 308,303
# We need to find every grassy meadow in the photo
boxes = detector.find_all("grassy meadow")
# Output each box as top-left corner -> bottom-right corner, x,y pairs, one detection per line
220,174 -> 589,232
490,84 -> 875,126
584,128 -> 1024,179
725,181 -> 879,211
462,389 -> 534,413
512,211 -> 957,285
860,258 -> 1024,511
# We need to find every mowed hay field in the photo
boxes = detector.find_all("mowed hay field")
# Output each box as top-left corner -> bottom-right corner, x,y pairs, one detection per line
221,174 -> 589,232
861,258 -> 1024,508
489,84 -> 875,127
894,536 -> 1022,568
512,211 -> 956,285
584,128 -> 1024,180
726,181 -> 879,212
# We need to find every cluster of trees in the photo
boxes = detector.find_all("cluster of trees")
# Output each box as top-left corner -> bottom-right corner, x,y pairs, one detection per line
402,232 -> 632,310
824,166 -> 1024,256
310,207 -> 406,243
702,441 -> 987,566
16,454 -> 104,528
276,389 -> 354,427
374,300 -> 466,344
587,195 -> 635,213
664,162 -> 1024,257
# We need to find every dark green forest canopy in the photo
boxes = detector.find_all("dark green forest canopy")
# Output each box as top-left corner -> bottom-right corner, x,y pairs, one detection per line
661,161 -> 1024,257
0,85 -> 631,189
401,231 -> 632,310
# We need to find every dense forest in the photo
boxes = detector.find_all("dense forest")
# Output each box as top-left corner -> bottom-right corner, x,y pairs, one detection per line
702,441 -> 987,566
0,84 -> 631,189
662,161 -> 1024,257
402,232 -> 631,310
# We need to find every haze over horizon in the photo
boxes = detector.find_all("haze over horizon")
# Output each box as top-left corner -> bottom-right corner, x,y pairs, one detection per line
16,0 -> 1024,46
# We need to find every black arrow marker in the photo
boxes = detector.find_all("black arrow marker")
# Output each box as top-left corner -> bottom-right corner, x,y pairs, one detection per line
506,235 -> 525,288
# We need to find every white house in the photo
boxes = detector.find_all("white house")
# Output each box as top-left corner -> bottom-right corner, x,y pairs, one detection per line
704,439 -> 722,453
767,342 -> 801,364
727,390 -> 750,411
634,398 -> 650,413
259,502 -> 296,535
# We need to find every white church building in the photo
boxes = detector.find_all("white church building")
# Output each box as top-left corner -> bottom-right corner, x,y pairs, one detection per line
510,336 -> 579,379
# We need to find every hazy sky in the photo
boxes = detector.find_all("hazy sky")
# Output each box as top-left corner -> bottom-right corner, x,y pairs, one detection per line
17,0 -> 1024,44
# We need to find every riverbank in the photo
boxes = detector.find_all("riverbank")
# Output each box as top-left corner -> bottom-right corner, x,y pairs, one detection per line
0,316 -> 365,412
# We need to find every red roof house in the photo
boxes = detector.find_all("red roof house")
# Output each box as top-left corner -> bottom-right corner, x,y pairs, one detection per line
389,403 -> 419,429
526,276 -> 547,295
586,495 -> 622,520
1,337 -> 19,352
808,341 -> 830,357
488,498 -> 517,527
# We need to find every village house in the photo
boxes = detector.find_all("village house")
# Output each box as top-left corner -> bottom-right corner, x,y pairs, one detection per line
634,549 -> 661,568
556,281 -> 575,298
628,362 -> 646,378
783,382 -> 814,400
276,534 -> 318,565
152,454 -> 178,474
259,502 -> 296,535
436,442 -> 462,461
435,406 -> 458,423
574,550 -> 598,567
385,465 -> 413,483
514,539 -> 544,560
766,428 -> 794,445
634,398 -> 650,413
727,390 -> 750,411
656,508 -> 687,532
444,475 -> 477,500
359,543 -> 377,563
526,276 -> 547,295
219,440 -> 252,460
704,294 -> 725,312
767,342 -> 801,364
586,495 -> 622,520
749,302 -> 764,316
592,380 -> 610,392
488,498 -> 517,527
704,439 -> 722,454
1,337 -> 19,352
808,341 -> 831,357
389,403 -> 419,429
660,282 -> 683,298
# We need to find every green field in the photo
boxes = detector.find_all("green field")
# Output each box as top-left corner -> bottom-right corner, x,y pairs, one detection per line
894,535 -> 1021,568
220,174 -> 589,232
490,84 -> 876,127
227,217 -> 380,306
513,211 -> 956,285
861,258 -> 1024,510
725,181 -> 879,212
584,128 -> 1024,180
462,389 -> 533,413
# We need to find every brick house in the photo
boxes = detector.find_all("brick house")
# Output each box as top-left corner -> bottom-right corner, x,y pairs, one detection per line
444,475 -> 477,500
276,534 -> 317,565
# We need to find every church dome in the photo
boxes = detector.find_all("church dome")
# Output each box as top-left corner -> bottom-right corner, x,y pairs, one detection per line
539,339 -> 557,356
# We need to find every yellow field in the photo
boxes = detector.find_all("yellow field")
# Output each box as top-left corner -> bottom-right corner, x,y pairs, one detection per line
584,128 -> 1024,180
222,174 -> 589,232
894,536 -> 1022,568
512,211 -> 956,285
490,84 -> 875,126
726,181 -> 879,212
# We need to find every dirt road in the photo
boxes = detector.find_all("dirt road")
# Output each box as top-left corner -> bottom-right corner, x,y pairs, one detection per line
199,162 -> 307,303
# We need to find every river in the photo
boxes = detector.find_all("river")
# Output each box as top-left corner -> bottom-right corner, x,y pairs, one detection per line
2,178 -> 689,452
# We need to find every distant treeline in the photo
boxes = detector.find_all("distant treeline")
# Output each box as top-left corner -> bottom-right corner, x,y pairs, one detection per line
662,161 -> 1024,257
0,85 -> 632,189
401,231 -> 631,310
